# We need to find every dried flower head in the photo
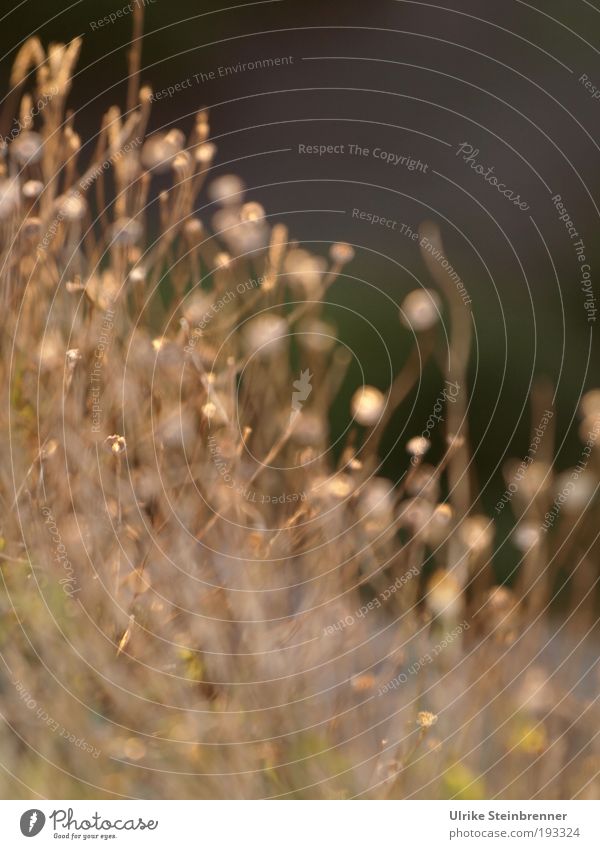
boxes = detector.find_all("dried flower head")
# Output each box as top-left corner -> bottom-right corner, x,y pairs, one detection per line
111,217 -> 142,246
105,434 -> 127,456
243,315 -> 288,358
400,289 -> 442,332
329,242 -> 355,265
426,568 -> 462,618
22,179 -> 44,199
10,131 -> 44,165
297,318 -> 337,354
65,348 -> 81,367
427,503 -> 454,545
416,711 -> 438,729
351,385 -> 385,426
460,515 -> 494,554
284,248 -> 327,295
406,464 -> 439,501
58,193 -> 86,221
580,389 -> 600,417
141,130 -> 185,173
406,435 -> 431,458
207,174 -> 245,206
397,496 -> 433,535
554,470 -> 597,512
513,523 -> 541,551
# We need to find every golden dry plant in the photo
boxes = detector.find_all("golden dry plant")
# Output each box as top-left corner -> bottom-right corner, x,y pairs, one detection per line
1,25 -> 600,801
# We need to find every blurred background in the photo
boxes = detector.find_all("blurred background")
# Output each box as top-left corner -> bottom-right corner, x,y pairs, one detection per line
2,0 -> 599,580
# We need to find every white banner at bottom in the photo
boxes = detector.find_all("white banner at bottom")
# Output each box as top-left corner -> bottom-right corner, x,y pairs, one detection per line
0,800 -> 598,847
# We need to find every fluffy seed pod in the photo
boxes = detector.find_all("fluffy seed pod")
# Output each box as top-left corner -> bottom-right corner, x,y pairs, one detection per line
195,142 -> 217,166
416,711 -> 438,729
240,202 -> 265,223
357,477 -> 395,533
243,315 -> 288,358
513,523 -> 541,551
580,390 -> 600,417
329,242 -> 355,265
426,568 -> 462,619
213,207 -> 268,254
310,473 -> 355,506
11,131 -> 43,164
351,386 -> 385,426
141,130 -> 185,174
111,217 -> 142,246
65,348 -> 81,367
400,289 -> 442,332
297,318 -> 337,354
460,515 -> 494,554
58,193 -> 86,221
207,174 -> 245,206
406,436 -> 431,459
503,460 -> 552,501
578,414 -> 600,446
406,464 -> 439,501
22,179 -> 44,199
183,292 -> 213,327
517,667 -> 554,714
397,496 -> 433,535
183,217 -> 205,244
284,248 -> 327,295
426,503 -> 454,546
553,470 -> 597,513
129,266 -> 146,285
290,411 -> 326,446
105,434 -> 127,455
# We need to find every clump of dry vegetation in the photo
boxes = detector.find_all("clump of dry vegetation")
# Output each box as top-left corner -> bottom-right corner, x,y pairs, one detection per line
1,26 -> 600,800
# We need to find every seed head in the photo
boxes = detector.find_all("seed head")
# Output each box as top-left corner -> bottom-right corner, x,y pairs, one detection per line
580,390 -> 600,417
195,142 -> 217,166
240,202 -> 265,223
427,503 -> 454,545
129,266 -> 146,285
329,242 -> 355,265
406,436 -> 430,458
111,217 -> 142,246
207,174 -> 245,206
513,523 -> 540,551
243,315 -> 288,358
406,464 -> 439,501
426,568 -> 462,618
297,318 -> 337,354
554,470 -> 597,513
105,434 -> 127,456
460,515 -> 493,554
22,179 -> 44,199
65,348 -> 81,367
400,289 -> 442,332
351,385 -> 385,426
141,130 -> 185,174
416,711 -> 438,729
59,193 -> 86,221
284,248 -> 327,295
10,131 -> 43,165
